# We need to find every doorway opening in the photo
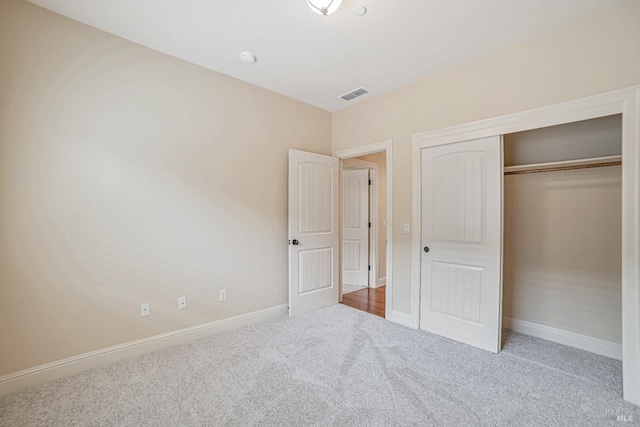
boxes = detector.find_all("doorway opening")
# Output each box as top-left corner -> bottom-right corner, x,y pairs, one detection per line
340,155 -> 386,317
333,140 -> 393,320
501,114 -> 622,360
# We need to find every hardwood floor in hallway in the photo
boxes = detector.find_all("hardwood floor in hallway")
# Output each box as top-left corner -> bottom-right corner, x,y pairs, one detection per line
340,286 -> 385,318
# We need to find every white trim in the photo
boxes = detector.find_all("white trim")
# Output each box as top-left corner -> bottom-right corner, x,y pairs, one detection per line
369,168 -> 378,289
342,158 -> 378,170
334,140 -> 391,159
374,276 -> 386,288
412,86 -> 632,147
503,317 -> 622,361
388,310 -> 413,328
0,304 -> 288,397
334,139 -> 393,321
338,162 -> 344,302
499,140 -> 505,354
411,85 -> 640,405
411,136 -> 422,329
622,87 -> 640,405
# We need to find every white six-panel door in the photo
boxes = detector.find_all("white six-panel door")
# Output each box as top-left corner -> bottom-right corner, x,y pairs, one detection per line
288,149 -> 339,316
342,169 -> 369,286
420,136 -> 502,352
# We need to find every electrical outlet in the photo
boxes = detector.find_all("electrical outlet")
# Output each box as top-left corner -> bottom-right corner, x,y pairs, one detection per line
219,289 -> 227,302
140,302 -> 150,317
178,296 -> 187,310
403,223 -> 410,234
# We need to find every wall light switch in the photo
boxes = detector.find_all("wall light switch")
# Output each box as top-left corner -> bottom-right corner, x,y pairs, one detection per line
403,223 -> 410,234
178,296 -> 187,310
141,302 -> 150,317
220,289 -> 227,302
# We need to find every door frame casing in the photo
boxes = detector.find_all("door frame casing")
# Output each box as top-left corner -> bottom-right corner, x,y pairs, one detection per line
410,85 -> 640,405
334,140 -> 394,321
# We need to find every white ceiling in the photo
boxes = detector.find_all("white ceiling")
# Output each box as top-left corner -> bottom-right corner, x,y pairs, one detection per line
27,0 -> 619,112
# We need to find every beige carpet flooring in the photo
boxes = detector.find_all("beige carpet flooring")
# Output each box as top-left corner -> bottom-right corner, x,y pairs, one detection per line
1,304 -> 638,426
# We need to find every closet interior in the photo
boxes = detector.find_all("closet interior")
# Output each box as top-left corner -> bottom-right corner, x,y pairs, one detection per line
502,114 -> 623,358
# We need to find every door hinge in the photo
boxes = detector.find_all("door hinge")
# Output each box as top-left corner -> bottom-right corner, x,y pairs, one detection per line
368,179 -> 371,185
368,265 -> 371,271
369,222 -> 371,228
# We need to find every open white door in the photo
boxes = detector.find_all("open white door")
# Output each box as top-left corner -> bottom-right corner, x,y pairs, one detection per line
342,169 -> 369,286
288,149 -> 339,316
419,135 -> 502,352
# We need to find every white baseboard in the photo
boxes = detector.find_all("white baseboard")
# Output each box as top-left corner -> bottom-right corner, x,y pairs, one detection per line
389,310 -> 415,328
0,304 -> 288,397
368,277 -> 386,288
503,316 -> 622,360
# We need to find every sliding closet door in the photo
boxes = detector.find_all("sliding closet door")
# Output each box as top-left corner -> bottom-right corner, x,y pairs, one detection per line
420,135 -> 502,353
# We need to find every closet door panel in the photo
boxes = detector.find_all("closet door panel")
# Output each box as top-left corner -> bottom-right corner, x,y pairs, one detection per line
420,135 -> 502,353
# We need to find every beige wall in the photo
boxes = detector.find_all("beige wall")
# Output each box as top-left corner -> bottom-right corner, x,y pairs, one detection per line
503,166 -> 622,343
357,153 -> 387,283
504,115 -> 622,166
0,0 -> 331,376
332,0 -> 640,315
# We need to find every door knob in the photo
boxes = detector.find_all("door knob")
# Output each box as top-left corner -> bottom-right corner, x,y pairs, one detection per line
292,239 -> 299,246
424,246 -> 430,253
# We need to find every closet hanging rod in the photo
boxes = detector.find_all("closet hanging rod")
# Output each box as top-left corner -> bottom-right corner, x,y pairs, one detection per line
503,155 -> 621,176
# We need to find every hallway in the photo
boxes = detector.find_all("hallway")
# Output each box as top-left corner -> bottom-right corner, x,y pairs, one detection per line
341,286 -> 385,318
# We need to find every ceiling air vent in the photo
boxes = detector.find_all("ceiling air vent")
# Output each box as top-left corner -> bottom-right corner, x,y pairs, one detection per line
340,87 -> 369,101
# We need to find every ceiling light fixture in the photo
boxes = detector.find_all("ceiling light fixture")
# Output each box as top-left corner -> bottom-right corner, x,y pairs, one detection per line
307,0 -> 342,16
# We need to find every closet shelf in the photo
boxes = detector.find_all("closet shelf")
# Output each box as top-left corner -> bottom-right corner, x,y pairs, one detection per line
504,155 -> 621,175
